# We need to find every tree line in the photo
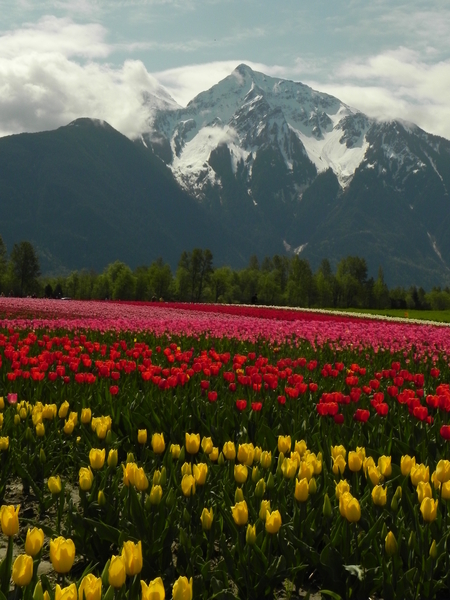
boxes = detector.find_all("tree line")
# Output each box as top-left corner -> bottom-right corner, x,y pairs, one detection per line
1,236 -> 450,310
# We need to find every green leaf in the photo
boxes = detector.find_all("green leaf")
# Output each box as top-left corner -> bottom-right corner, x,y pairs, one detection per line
320,591 -> 343,600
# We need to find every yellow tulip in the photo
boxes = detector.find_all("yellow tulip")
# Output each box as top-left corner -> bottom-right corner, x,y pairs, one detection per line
0,396 -> 3,410
185,432 -> 200,454
436,459 -> 450,483
385,531 -> 398,557
63,419 -> 75,435
378,456 -> 392,478
372,485 -> 387,506
180,462 -> 192,477
36,422 -> 45,437
170,444 -> 181,459
25,527 -> 44,556
0,504 -> 19,536
222,441 -> 236,460
50,536 -> 75,574
68,412 -> 78,425
420,497 -> 438,522
12,554 -> 33,586
309,477 -> 317,494
294,439 -> 307,456
141,578 -> 165,600
246,523 -> 257,545
89,448 -> 105,470
181,474 -> 196,497
237,443 -> 255,466
259,450 -> 272,469
149,485 -> 163,505
48,475 -> 62,494
78,574 -> 102,600
107,449 -> 118,468
363,456 -> 375,476
42,404 -> 57,420
201,436 -> 213,454
58,401 -> 70,419
335,480 -> 350,500
255,478 -> 266,498
295,477 -> 309,502
265,510 -> 282,534
298,460 -> 314,481
200,507 -> 213,530
339,492 -> 361,522
231,500 -> 248,526
348,451 -> 363,472
209,447 -> 219,461
430,540 -> 438,560
331,445 -> 346,459
234,464 -> 248,484
259,499 -> 271,521
401,455 -> 416,476
281,457 -> 298,479
417,481 -> 432,503
441,480 -> 450,500
138,429 -> 148,444
81,408 -> 92,424
431,471 -> 441,491
193,463 -> 208,486
122,540 -> 143,576
332,455 -> 346,476
55,583 -> 77,600
79,467 -> 94,491
0,436 -> 9,451
134,467 -> 149,492
108,555 -> 126,588
172,576 -> 193,600
278,435 -> 291,454
122,462 -> 137,487
367,466 -> 382,486
410,463 -> 430,486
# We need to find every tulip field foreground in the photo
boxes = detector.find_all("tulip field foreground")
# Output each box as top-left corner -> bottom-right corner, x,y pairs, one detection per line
2,299 -> 450,599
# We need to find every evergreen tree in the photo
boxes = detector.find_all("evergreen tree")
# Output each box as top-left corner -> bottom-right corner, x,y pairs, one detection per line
10,241 -> 40,296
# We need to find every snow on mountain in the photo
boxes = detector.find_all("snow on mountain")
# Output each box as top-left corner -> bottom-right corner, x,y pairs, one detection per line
145,64 -> 373,189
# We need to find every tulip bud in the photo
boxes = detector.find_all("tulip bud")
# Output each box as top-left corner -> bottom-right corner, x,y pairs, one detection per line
391,495 -> 398,512
235,487 -> 244,503
105,430 -> 113,445
308,477 -> 317,494
246,524 -> 257,545
107,449 -> 118,468
183,507 -> 191,524
380,522 -> 387,542
126,452 -> 135,463
385,531 -> 398,557
159,466 -> 167,486
218,452 -> 225,466
323,493 -> 332,518
33,581 -> 44,600
39,448 -> 46,464
277,451 -> 285,470
430,540 -> 437,560
200,507 -> 213,531
149,485 -> 163,505
408,531 -> 416,551
98,490 -> 106,507
153,469 -> 161,485
394,485 -> 402,499
267,472 -> 275,490
255,478 -> 266,498
14,414 -> 21,426
252,466 -> 260,483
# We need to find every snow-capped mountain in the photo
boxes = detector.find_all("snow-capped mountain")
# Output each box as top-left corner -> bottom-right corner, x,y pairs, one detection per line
144,63 -> 371,190
138,64 -> 450,288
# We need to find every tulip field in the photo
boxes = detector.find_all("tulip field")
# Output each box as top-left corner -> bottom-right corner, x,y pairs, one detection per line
2,298 -> 450,599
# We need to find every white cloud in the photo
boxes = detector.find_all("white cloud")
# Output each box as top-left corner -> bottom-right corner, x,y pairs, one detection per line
0,17 -> 172,138
0,15 -> 109,58
313,48 -> 450,139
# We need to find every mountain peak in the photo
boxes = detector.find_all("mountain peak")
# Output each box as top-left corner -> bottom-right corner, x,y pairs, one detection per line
233,63 -> 255,79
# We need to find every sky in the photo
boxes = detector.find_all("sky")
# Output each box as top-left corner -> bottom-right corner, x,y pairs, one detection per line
0,0 -> 449,139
